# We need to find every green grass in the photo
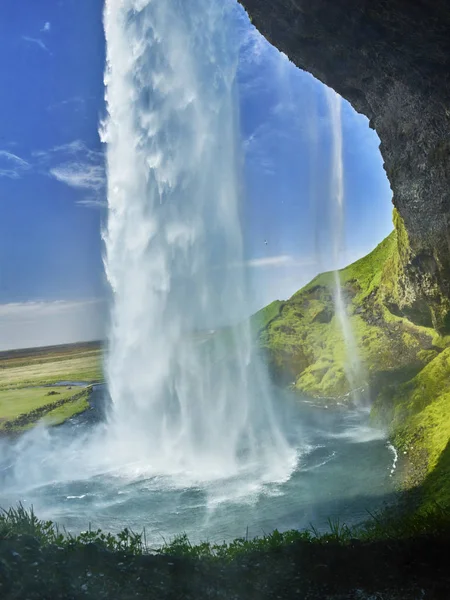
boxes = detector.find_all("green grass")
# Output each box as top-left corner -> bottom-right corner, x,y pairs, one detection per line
258,230 -> 438,398
0,344 -> 103,390
43,393 -> 91,426
0,506 -> 373,558
3,503 -> 450,563
157,503 -> 450,559
299,229 -> 398,306
0,387 -> 79,421
249,300 -> 284,335
256,221 -> 450,510
372,347 -> 450,508
0,387 -> 92,433
0,342 -> 102,431
0,504 -> 145,555
0,356 -> 103,389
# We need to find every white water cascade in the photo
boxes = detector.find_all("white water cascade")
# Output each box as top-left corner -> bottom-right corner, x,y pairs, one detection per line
101,0 -> 294,480
0,1 -> 397,543
326,88 -> 367,406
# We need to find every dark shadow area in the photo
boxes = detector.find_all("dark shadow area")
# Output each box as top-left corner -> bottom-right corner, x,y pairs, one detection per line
66,384 -> 111,427
414,439 -> 450,510
1,487 -> 449,599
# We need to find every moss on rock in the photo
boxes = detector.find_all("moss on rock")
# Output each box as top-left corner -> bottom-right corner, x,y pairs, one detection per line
255,212 -> 450,511
250,300 -> 284,336
258,229 -> 438,401
371,347 -> 450,508
255,208 -> 450,509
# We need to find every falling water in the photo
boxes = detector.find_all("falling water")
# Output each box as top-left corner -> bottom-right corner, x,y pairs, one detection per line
101,0 -> 294,480
326,88 -> 367,405
0,1 -> 397,542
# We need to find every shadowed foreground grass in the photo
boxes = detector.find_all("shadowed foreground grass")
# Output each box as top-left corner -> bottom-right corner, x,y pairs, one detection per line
1,504 -> 449,599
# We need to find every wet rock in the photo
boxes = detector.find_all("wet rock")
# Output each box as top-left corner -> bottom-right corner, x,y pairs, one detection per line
239,0 -> 450,329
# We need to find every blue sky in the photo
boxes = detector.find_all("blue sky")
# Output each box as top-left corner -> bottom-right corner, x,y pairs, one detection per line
0,0 -> 393,350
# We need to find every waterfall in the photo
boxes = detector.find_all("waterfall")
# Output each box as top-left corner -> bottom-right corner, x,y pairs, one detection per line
101,0 -> 294,479
326,88 -> 367,406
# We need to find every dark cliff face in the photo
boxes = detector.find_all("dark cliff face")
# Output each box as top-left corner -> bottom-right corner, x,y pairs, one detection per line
239,0 -> 450,329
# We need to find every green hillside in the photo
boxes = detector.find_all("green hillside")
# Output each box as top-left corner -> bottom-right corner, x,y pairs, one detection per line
256,213 -> 450,511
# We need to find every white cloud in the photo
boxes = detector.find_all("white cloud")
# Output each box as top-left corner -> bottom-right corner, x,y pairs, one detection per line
76,198 -> 108,209
245,255 -> 315,269
41,22 -> 51,33
0,299 -> 106,351
0,150 -> 29,167
0,299 -> 103,319
22,36 -> 50,54
34,140 -> 104,167
222,255 -> 316,270
34,140 -> 106,205
50,163 -> 105,191
246,255 -> 294,268
34,140 -> 100,160
53,140 -> 91,155
0,150 -> 30,179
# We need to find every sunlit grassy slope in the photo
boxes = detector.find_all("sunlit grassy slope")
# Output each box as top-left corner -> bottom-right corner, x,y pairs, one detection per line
374,346 -> 450,510
258,231 -> 443,398
250,300 -> 284,335
256,218 -> 450,511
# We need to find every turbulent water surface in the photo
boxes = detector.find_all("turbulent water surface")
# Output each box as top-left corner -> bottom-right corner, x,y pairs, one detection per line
0,385 -> 395,545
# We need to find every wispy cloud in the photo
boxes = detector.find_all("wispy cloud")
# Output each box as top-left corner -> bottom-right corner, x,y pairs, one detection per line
76,198 -> 107,209
0,299 -> 104,319
34,140 -> 102,163
0,150 -> 30,179
34,140 -> 106,206
53,140 -> 90,155
246,256 -> 294,268
22,36 -> 50,54
50,163 -> 105,191
41,22 -> 51,33
221,255 -> 316,271
245,255 -> 315,269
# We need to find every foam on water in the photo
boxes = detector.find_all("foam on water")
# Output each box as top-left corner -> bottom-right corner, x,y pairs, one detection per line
387,442 -> 399,476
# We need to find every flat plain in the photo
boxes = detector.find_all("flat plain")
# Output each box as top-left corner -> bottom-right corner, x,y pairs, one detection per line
0,341 -> 103,433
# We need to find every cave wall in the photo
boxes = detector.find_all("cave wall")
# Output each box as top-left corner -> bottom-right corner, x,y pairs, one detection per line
239,0 -> 450,330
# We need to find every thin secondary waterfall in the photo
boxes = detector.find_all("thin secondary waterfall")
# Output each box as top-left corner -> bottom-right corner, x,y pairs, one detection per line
101,0 -> 294,478
326,88 -> 366,405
